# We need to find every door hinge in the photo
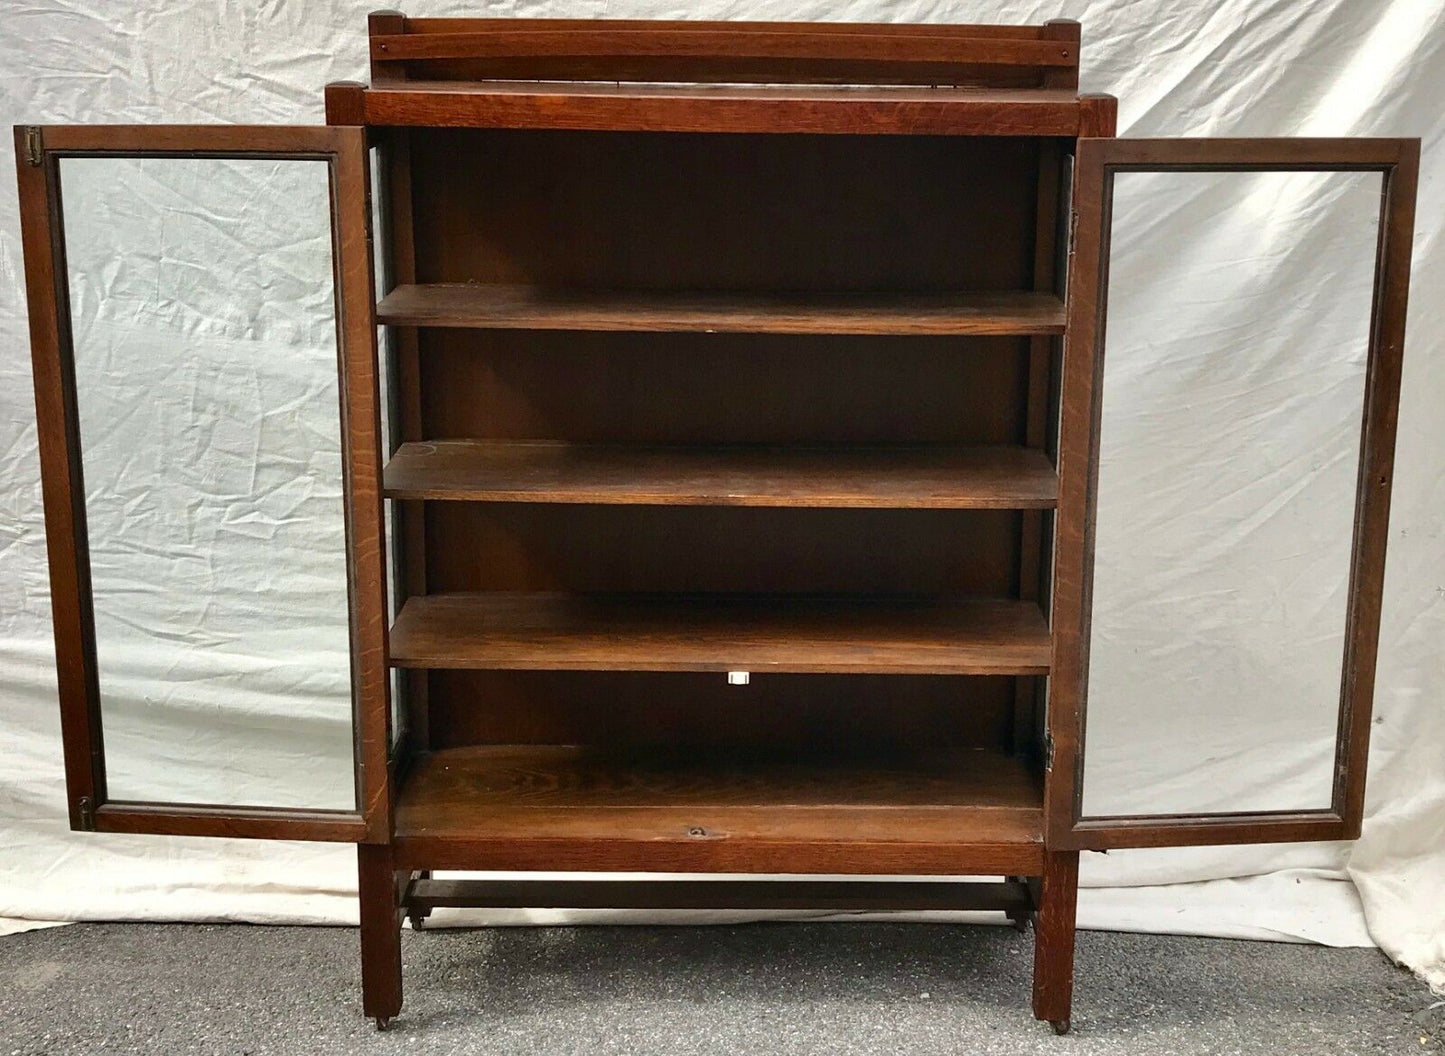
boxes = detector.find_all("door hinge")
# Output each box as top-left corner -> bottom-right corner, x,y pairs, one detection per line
1067,210 -> 1078,253
76,796 -> 96,831
1043,733 -> 1055,771
23,126 -> 43,167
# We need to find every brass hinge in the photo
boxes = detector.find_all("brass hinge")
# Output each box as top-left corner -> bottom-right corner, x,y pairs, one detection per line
76,795 -> 96,831
1043,733 -> 1055,771
23,126 -> 43,167
1067,210 -> 1078,253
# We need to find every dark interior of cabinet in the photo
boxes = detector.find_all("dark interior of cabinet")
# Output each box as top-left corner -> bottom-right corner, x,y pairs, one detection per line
388,127 -> 1055,842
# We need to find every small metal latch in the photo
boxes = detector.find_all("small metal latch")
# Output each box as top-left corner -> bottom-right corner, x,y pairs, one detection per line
76,796 -> 96,831
727,670 -> 749,686
23,127 -> 43,167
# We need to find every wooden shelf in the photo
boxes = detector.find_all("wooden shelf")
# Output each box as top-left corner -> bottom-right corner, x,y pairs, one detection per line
392,744 -> 1045,873
388,592 -> 1051,675
375,284 -> 1066,336
383,440 -> 1058,509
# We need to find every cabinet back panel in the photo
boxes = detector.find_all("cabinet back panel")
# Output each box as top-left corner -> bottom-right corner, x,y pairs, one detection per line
421,331 -> 1029,445
409,130 -> 1037,290
404,129 -> 1042,756
428,671 -> 1012,753
424,505 -> 1018,596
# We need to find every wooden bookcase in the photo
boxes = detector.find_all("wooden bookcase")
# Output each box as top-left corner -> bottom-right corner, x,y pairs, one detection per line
16,14 -> 1418,1035
350,17 -> 1093,1031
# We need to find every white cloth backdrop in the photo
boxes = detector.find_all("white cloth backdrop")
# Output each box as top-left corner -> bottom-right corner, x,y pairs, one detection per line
0,0 -> 1441,992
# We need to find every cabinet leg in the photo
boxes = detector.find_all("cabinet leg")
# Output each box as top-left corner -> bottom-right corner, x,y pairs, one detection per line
358,844 -> 404,1026
1032,850 -> 1079,1033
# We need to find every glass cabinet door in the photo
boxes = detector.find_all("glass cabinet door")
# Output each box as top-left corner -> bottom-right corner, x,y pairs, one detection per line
1048,137 -> 1417,850
16,125 -> 389,842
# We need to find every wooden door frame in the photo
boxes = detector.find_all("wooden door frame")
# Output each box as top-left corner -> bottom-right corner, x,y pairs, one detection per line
1047,136 -> 1419,851
15,124 -> 391,843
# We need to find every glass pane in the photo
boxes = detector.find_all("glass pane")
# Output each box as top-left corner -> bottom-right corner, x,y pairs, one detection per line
1081,168 -> 1381,818
60,155 -> 356,810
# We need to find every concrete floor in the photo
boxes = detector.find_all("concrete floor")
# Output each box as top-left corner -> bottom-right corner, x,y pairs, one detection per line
0,922 -> 1439,1055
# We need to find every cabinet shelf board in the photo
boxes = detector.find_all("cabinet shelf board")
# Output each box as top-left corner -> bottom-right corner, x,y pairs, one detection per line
383,440 -> 1058,509
388,592 -> 1052,675
392,743 -> 1045,874
376,283 -> 1066,336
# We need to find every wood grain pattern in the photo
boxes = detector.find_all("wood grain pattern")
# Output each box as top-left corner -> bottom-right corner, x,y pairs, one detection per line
15,125 -> 104,828
378,284 -> 1065,336
424,506 -> 1020,596
91,802 -> 366,842
425,671 -> 1015,756
371,30 -> 1075,66
392,743 -> 1044,874
388,592 -> 1051,675
368,18 -> 1079,89
1043,108 -> 1113,853
1015,133 -> 1064,753
399,127 -> 1039,811
369,11 -> 409,84
404,16 -> 1056,38
362,82 -> 1084,136
408,130 -> 1036,294
325,81 -> 367,126
370,30 -> 1074,85
329,122 -> 396,844
1031,849 -> 1078,1031
33,124 -> 352,156
1336,137 -> 1418,836
371,124 -> 433,754
358,843 -> 404,1024
383,440 -> 1057,509
1038,20 -> 1081,91
419,332 -> 1029,446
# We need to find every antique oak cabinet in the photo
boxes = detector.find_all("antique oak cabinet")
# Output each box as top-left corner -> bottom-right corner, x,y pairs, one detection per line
16,14 -> 1417,1034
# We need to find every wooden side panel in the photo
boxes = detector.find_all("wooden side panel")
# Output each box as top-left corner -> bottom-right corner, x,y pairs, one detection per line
333,127 -> 395,843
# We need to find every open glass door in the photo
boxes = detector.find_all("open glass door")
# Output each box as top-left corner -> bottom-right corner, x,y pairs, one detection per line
1048,138 -> 1418,850
15,125 -> 389,842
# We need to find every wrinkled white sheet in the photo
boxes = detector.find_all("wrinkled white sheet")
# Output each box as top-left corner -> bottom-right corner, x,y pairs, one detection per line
0,0 -> 1440,993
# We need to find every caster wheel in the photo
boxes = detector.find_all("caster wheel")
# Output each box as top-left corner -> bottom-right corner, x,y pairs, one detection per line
1009,913 -> 1033,933
407,913 -> 427,930
1050,1019 -> 1070,1036
375,1016 -> 391,1032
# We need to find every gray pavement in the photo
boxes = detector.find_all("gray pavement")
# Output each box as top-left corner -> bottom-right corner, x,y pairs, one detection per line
0,922 -> 1439,1054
